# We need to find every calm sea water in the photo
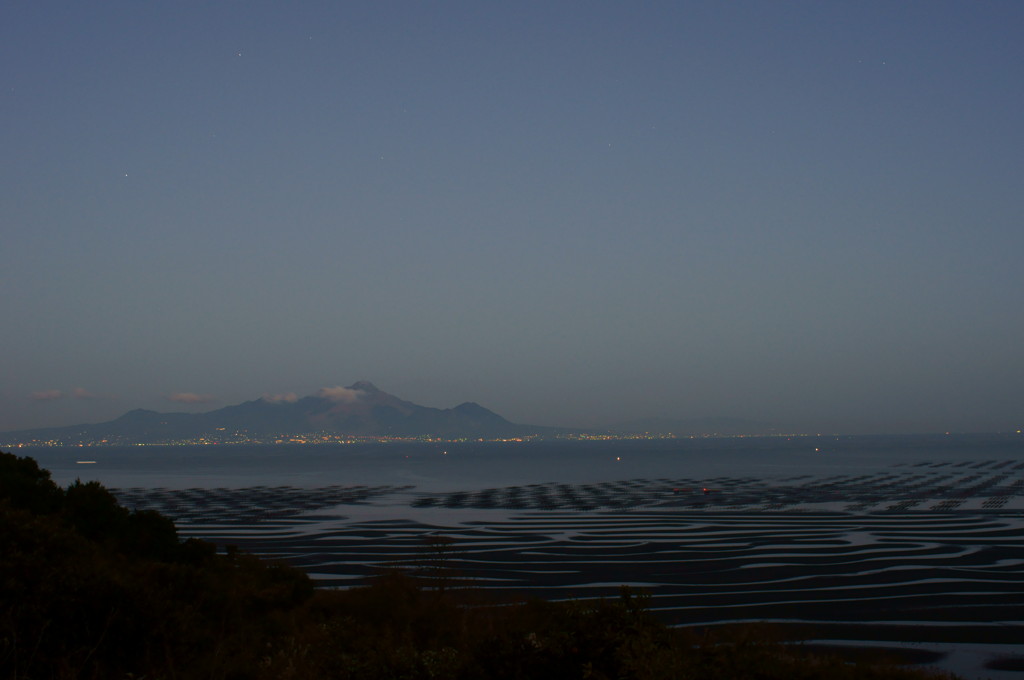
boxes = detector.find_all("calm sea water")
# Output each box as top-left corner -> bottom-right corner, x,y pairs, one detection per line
24,434 -> 1024,491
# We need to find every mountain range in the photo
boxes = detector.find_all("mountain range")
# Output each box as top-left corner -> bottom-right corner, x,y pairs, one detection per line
1,382 -> 783,446
1,382 -> 559,445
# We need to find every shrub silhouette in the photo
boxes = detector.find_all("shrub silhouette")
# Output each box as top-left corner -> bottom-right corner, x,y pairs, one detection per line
0,451 -> 63,514
0,451 -> 314,679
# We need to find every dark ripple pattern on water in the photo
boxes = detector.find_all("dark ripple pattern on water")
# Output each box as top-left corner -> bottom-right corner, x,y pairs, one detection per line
110,458 -> 1024,649
114,484 -> 413,523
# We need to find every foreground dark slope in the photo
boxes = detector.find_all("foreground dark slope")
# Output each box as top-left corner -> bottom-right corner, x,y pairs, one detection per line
0,450 -> 955,680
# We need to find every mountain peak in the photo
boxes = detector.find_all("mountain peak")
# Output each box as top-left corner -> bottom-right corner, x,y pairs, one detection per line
452,402 -> 509,423
347,380 -> 380,393
116,408 -> 159,420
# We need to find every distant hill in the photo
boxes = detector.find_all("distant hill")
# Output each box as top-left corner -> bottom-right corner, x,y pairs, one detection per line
0,382 -> 562,445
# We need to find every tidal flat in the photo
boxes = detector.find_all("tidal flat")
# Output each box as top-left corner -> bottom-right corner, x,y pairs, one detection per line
30,435 -> 1024,679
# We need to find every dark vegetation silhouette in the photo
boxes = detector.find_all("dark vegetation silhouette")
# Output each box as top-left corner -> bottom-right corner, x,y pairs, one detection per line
0,451 -> 956,679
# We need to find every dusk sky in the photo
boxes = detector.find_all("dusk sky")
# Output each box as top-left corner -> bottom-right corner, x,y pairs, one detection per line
4,2 -> 1022,435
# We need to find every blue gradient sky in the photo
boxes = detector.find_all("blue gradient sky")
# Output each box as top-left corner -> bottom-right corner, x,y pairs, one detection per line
3,2 -> 1022,434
